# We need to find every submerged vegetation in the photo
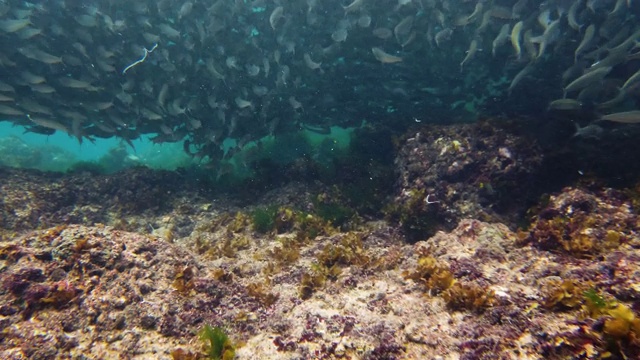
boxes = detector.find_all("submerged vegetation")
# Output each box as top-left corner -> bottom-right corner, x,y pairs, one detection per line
198,325 -> 235,360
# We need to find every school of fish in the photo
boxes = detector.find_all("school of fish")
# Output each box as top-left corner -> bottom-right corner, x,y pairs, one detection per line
0,0 -> 639,161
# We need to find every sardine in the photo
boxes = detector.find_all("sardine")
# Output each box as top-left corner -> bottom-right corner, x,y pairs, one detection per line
492,24 -> 510,57
574,24 -> 596,63
304,53 -> 321,70
0,104 -> 23,116
601,111 -> 640,123
27,114 -> 69,133
548,99 -> 583,111
371,47 -> 402,64
0,18 -> 31,33
270,6 -> 284,30
563,66 -> 612,97
511,21 -> 523,59
343,0 -> 364,14
460,39 -> 478,71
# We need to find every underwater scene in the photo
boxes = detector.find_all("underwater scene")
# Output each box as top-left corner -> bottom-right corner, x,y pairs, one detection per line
2,0 -> 640,358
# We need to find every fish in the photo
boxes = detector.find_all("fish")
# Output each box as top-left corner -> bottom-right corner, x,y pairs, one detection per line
0,81 -> 15,93
0,18 -> 31,33
252,85 -> 269,97
596,90 -> 627,110
621,68 -> 640,91
288,96 -> 303,111
246,64 -> 260,77
568,0 -> 584,31
0,0 -> 637,165
564,67 -> 612,97
511,21 -> 524,59
394,16 -> 414,46
371,47 -> 402,64
270,6 -> 284,31
76,14 -> 98,27
511,0 -> 529,19
331,28 -> 348,43
572,123 -> 603,139
18,47 -> 63,64
610,0 -> 627,15
27,114 -> 69,134
466,3 -> 483,23
536,19 -> 561,59
157,23 -> 180,39
476,11 -> 493,35
373,28 -> 393,40
343,0 -> 364,14
548,99 -> 583,111
20,71 -> 46,85
357,14 -> 371,28
158,84 -> 169,109
71,118 -> 85,144
460,39 -> 478,71
434,28 -> 453,48
574,24 -> 596,63
17,27 -> 41,40
508,64 -> 534,95
600,111 -> 640,123
234,97 -> 253,109
489,6 -> 513,20
303,53 -> 322,70
19,99 -> 53,116
59,77 -> 93,89
178,2 -> 193,20
0,104 -> 23,116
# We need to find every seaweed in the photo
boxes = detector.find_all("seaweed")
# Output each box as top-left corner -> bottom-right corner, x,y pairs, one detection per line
442,282 -> 494,312
266,238 -> 300,267
313,194 -> 354,227
251,206 -> 278,233
172,266 -> 195,296
299,269 -> 326,300
543,279 -> 585,310
403,255 -> 455,294
246,282 -> 279,307
199,325 -> 235,360
317,232 -> 369,268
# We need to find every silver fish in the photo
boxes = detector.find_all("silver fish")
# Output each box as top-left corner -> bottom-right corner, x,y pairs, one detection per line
371,47 -> 402,64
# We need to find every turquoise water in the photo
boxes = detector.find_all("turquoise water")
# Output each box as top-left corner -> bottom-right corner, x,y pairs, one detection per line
0,121 -> 137,161
0,120 -> 192,172
0,120 -> 354,175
